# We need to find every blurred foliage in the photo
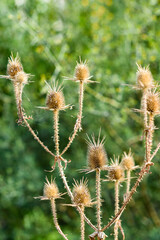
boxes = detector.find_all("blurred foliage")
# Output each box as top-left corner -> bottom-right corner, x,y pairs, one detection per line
0,0 -> 160,239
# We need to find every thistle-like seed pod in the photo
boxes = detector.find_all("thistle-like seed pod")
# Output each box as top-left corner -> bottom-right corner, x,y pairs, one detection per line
73,179 -> 92,206
87,135 -> 107,170
147,92 -> 160,115
43,178 -> 60,200
14,71 -> 28,85
75,61 -> 90,82
136,64 -> 153,89
121,150 -> 135,171
46,91 -> 65,110
7,54 -> 23,78
108,159 -> 124,182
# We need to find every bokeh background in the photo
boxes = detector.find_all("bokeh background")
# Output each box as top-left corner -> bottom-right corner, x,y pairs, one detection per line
0,0 -> 160,239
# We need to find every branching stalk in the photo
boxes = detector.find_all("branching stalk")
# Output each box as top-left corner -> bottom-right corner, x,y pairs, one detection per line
58,159 -> 97,231
80,205 -> 85,240
50,199 -> 69,240
114,181 -> 119,240
54,110 -> 60,156
126,170 -> 131,196
96,168 -> 101,232
60,81 -> 84,157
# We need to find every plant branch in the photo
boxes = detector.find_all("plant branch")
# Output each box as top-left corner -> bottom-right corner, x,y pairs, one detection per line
60,81 -> 84,157
96,168 -> 101,232
50,199 -> 69,240
54,110 -> 60,156
80,205 -> 85,240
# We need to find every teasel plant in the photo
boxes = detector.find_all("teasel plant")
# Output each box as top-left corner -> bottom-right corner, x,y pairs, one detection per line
1,53 -> 160,240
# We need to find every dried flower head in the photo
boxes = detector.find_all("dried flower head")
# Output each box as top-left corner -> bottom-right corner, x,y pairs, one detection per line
121,150 -> 135,171
7,53 -> 23,78
73,179 -> 92,206
147,91 -> 160,115
108,158 -> 124,182
136,64 -> 153,90
87,134 -> 107,170
43,177 -> 60,199
14,71 -> 28,85
75,60 -> 90,82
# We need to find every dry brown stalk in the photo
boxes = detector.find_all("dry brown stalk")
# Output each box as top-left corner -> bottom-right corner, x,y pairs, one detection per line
51,199 -> 69,240
60,81 -> 84,157
53,109 -> 60,156
96,168 -> 102,232
80,205 -> 85,240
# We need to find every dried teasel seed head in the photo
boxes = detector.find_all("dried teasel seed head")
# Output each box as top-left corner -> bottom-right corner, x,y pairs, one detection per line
136,64 -> 153,90
75,60 -> 90,82
121,150 -> 135,171
7,54 -> 23,78
87,135 -> 107,170
147,91 -> 160,115
108,158 -> 124,181
43,177 -> 60,199
73,179 -> 92,206
14,71 -> 28,85
46,83 -> 65,110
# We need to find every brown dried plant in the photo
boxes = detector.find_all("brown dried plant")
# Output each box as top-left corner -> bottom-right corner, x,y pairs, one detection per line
2,55 -> 160,240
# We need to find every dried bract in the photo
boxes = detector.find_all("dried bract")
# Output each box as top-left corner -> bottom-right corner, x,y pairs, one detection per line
108,159 -> 124,182
121,150 -> 135,171
136,64 -> 153,90
87,135 -> 107,170
73,179 -> 92,206
147,91 -> 160,115
7,53 -> 23,78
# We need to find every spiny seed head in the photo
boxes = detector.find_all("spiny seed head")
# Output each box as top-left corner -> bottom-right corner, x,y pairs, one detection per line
108,158 -> 124,181
121,150 -> 135,170
147,92 -> 160,114
7,53 -> 23,77
14,71 -> 28,84
73,179 -> 92,206
46,83 -> 65,110
43,177 -> 60,199
87,135 -> 107,170
75,60 -> 90,82
136,64 -> 153,89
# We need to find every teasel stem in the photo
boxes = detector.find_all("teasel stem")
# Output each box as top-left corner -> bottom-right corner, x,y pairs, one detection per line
13,82 -> 23,123
147,113 -> 154,162
141,89 -> 148,129
60,81 -> 84,157
102,159 -> 154,232
80,205 -> 85,240
50,199 -> 69,240
126,170 -> 131,196
54,109 -> 60,156
96,168 -> 101,232
114,181 -> 120,240
57,159 -> 97,231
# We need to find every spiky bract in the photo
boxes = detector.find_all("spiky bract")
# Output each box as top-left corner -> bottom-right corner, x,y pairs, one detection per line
14,71 -> 28,85
7,54 -> 23,78
136,65 -> 153,89
108,158 -> 124,182
147,91 -> 160,115
121,150 -> 135,171
43,177 -> 60,199
73,179 -> 92,206
46,83 -> 65,110
87,135 -> 107,170
75,60 -> 90,82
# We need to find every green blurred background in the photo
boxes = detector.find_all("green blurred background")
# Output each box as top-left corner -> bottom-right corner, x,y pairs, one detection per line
0,0 -> 160,239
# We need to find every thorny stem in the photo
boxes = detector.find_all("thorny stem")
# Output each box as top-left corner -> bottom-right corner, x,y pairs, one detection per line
147,114 -> 154,162
126,170 -> 131,196
102,161 -> 153,232
13,82 -> 23,123
50,199 -> 69,240
23,116 -> 55,157
80,205 -> 85,240
114,181 -> 119,240
141,89 -> 148,129
58,159 -> 97,231
96,168 -> 101,232
60,81 -> 84,157
54,110 -> 60,156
